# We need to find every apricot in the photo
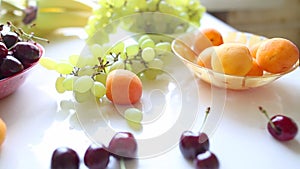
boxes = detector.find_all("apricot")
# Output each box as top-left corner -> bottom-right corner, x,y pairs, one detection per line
246,60 -> 264,76
194,28 -> 223,55
0,118 -> 6,146
249,41 -> 263,58
106,69 -> 142,105
197,46 -> 217,69
256,38 -> 299,73
211,43 -> 253,76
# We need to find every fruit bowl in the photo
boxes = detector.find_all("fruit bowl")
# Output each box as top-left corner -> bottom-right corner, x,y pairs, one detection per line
171,31 -> 299,90
0,43 -> 44,99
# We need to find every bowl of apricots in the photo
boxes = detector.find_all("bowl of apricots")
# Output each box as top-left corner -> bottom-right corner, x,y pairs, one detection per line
172,28 -> 300,90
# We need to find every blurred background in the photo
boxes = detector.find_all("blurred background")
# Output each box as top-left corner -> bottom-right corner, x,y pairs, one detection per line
202,0 -> 300,47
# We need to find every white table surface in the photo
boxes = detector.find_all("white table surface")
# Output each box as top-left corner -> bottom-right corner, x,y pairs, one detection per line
0,13 -> 299,169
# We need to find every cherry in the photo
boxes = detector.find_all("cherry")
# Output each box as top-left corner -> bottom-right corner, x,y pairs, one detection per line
108,132 -> 137,159
0,55 -> 24,77
51,147 -> 80,169
259,106 -> 298,141
179,131 -> 209,159
179,107 -> 211,159
194,151 -> 220,169
0,42 -> 8,58
2,32 -> 19,49
84,144 -> 110,169
12,41 -> 40,67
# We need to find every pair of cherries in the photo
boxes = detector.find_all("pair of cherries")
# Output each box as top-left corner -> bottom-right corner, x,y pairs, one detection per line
179,107 -> 220,169
51,132 -> 137,169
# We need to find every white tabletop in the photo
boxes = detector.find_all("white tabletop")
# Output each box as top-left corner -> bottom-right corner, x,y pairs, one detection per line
0,13 -> 299,169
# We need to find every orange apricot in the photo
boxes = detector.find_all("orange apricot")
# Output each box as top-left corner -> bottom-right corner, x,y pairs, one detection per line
256,38 -> 299,73
249,41 -> 262,58
106,69 -> 142,105
246,60 -> 264,76
197,46 -> 217,69
202,28 -> 224,46
194,28 -> 223,55
0,118 -> 6,146
211,43 -> 253,76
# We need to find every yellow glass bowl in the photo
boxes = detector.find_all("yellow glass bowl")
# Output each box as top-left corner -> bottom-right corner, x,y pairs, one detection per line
171,31 -> 299,90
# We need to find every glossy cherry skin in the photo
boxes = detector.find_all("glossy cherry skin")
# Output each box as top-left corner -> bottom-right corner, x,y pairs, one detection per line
2,32 -> 19,49
268,115 -> 298,141
179,131 -> 209,159
0,42 -> 8,58
108,132 -> 137,159
12,42 -> 40,66
51,147 -> 80,169
194,151 -> 220,169
0,55 -> 24,77
84,144 -> 110,169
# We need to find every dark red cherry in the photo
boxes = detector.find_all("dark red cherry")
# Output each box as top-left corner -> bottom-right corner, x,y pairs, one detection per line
108,132 -> 137,159
12,41 -> 40,66
0,55 -> 24,77
179,131 -> 209,159
194,151 -> 220,169
84,144 -> 110,169
0,42 -> 8,58
2,32 -> 19,49
259,106 -> 298,141
51,147 -> 80,169
267,115 -> 298,141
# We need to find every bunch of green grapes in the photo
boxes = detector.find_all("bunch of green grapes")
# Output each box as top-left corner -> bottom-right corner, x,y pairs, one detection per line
40,34 -> 173,103
85,0 -> 206,41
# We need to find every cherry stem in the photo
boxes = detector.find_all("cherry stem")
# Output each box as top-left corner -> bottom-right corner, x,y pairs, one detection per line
258,106 -> 278,132
200,107 -> 211,132
120,158 -> 126,169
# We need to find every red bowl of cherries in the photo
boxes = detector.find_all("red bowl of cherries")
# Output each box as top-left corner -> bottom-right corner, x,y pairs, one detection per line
0,22 -> 45,99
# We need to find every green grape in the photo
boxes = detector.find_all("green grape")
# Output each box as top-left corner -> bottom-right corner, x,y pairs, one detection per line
155,42 -> 171,52
87,15 -> 100,27
74,91 -> 92,103
119,52 -> 127,60
148,58 -> 164,69
141,47 -> 155,62
143,68 -> 163,80
146,0 -> 159,11
62,76 -> 78,91
78,66 -> 95,76
138,35 -> 151,46
126,44 -> 139,58
55,62 -> 74,75
95,73 -> 107,85
109,60 -> 125,72
93,5 -> 109,16
107,0 -> 125,8
55,76 -> 66,93
131,60 -> 146,74
60,99 -> 75,110
158,1 -> 176,15
109,42 -> 125,54
69,54 -> 79,66
76,54 -> 99,68
91,81 -> 106,98
91,44 -> 104,58
73,75 -> 94,93
39,57 -> 57,70
124,108 -> 143,123
140,39 -> 155,49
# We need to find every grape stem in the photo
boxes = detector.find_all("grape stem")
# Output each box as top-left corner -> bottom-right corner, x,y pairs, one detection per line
120,158 -> 126,169
200,107 -> 211,132
258,106 -> 280,133
6,21 -> 49,43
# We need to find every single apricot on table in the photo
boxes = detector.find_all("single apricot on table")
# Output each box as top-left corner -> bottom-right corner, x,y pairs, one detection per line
106,69 -> 142,105
0,118 -> 6,146
211,43 -> 253,76
194,28 -> 223,55
256,38 -> 299,74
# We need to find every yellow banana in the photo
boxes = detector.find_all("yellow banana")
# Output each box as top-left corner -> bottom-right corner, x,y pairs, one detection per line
1,0 -> 93,36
